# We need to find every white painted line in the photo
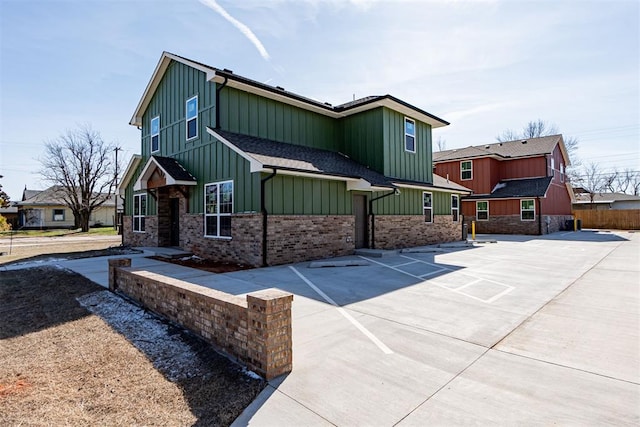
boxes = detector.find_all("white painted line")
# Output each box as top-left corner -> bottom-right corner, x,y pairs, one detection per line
289,266 -> 393,355
394,260 -> 420,268
362,255 -> 515,304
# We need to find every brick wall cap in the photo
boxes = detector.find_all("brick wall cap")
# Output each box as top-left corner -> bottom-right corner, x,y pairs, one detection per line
248,288 -> 294,302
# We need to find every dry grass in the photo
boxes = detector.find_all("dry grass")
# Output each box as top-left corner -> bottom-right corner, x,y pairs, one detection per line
0,267 -> 265,426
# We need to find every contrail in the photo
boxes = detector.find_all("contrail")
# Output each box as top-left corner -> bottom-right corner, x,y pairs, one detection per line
199,0 -> 270,61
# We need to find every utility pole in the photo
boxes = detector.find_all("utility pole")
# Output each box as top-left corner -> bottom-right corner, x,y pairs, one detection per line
114,147 -> 122,235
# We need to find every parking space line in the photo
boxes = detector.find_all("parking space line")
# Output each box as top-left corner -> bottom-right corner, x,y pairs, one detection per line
362,255 -> 515,304
289,266 -> 393,355
394,260 -> 420,267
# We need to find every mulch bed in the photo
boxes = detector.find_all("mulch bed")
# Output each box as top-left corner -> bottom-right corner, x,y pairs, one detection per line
0,267 -> 265,426
149,256 -> 254,273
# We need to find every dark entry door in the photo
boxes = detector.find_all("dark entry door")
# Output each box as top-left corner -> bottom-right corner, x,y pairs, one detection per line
169,198 -> 180,246
353,195 -> 367,249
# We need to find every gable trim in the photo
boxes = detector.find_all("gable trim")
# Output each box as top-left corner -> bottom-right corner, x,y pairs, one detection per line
133,156 -> 198,191
118,154 -> 142,196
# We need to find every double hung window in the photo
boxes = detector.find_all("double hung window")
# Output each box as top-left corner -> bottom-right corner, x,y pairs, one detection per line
186,96 -> 198,140
521,199 -> 535,221
133,194 -> 147,232
423,192 -> 433,223
204,181 -> 233,238
405,117 -> 416,153
151,116 -> 160,152
451,195 -> 459,222
476,201 -> 488,221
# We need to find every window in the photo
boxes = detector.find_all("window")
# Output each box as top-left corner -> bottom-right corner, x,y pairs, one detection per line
423,192 -> 433,223
461,160 -> 472,180
404,117 -> 416,153
550,157 -> 555,177
521,199 -> 535,221
476,201 -> 488,221
451,195 -> 459,222
151,116 -> 160,152
205,181 -> 233,238
186,95 -> 198,140
53,209 -> 65,221
133,193 -> 147,232
560,163 -> 565,183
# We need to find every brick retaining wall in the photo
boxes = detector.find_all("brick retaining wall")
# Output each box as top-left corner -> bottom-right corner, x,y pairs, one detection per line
108,258 -> 293,380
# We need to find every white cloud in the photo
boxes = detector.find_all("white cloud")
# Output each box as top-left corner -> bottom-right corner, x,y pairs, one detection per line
199,0 -> 270,60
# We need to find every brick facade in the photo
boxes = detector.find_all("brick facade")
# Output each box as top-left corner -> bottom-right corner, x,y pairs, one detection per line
108,259 -> 293,380
123,215 -> 158,247
464,214 -> 573,235
371,214 -> 462,249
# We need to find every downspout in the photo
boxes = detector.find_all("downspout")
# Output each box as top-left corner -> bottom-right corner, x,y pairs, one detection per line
537,197 -> 542,235
215,75 -> 229,129
261,169 -> 277,267
368,189 -> 397,249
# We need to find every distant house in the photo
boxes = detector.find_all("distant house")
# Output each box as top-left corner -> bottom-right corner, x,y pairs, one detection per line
16,186 -> 120,229
573,191 -> 640,210
433,135 -> 574,235
119,52 -> 471,267
0,204 -> 18,229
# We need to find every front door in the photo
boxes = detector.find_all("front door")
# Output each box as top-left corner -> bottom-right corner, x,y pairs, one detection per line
169,198 -> 180,246
353,195 -> 368,249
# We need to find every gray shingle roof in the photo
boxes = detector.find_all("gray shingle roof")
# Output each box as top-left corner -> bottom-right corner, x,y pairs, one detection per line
214,130 -> 393,188
152,156 -> 197,182
17,185 -> 117,207
574,192 -> 640,203
466,177 -> 553,199
433,135 -> 563,162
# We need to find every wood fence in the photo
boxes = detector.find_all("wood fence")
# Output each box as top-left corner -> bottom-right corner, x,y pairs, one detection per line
573,209 -> 640,230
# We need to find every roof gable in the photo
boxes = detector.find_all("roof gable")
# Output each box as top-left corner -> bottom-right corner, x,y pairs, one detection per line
131,52 -> 449,128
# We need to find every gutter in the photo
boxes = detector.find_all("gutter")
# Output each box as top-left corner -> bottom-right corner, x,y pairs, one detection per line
537,197 -> 542,235
368,189 -> 398,249
261,169 -> 277,267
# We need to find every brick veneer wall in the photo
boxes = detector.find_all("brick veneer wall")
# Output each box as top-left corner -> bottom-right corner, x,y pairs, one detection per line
371,214 -> 461,249
123,216 -> 158,247
108,258 -> 293,380
266,215 -> 355,265
464,214 -> 573,235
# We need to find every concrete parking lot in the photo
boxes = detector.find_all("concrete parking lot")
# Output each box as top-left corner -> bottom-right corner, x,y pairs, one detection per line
7,230 -> 637,425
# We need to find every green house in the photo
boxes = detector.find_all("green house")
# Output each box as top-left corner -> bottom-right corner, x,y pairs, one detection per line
119,52 -> 470,266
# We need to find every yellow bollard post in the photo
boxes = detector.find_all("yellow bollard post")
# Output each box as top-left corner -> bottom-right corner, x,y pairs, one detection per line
574,217 -> 577,232
472,221 -> 476,240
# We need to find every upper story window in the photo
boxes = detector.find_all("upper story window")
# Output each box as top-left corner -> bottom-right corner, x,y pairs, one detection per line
205,180 -> 233,238
521,199 -> 535,221
461,160 -> 472,180
423,192 -> 433,223
404,117 -> 416,153
451,195 -> 459,222
133,193 -> 147,232
550,157 -> 555,177
186,95 -> 198,140
560,163 -> 565,182
151,116 -> 160,153
476,201 -> 489,221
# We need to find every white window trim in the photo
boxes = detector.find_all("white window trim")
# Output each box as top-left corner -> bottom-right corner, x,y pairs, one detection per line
204,180 -> 233,239
476,201 -> 489,221
423,191 -> 433,224
133,193 -> 147,233
460,160 -> 473,181
520,199 -> 536,221
404,117 -> 416,153
151,115 -> 160,153
186,95 -> 198,141
451,194 -> 459,222
550,157 -> 555,177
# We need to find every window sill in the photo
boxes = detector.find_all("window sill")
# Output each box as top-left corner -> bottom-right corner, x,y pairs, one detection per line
204,235 -> 232,240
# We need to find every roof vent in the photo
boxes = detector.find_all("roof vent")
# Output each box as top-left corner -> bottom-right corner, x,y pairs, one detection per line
276,86 -> 285,91
485,145 -> 490,149
324,102 -> 332,106
521,140 -> 528,144
222,68 -> 233,74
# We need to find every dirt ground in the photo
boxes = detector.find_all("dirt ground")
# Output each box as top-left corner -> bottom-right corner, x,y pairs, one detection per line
0,267 -> 265,426
0,235 -> 123,265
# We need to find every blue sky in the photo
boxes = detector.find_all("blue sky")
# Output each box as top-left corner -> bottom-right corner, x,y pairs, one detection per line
1,0 -> 638,200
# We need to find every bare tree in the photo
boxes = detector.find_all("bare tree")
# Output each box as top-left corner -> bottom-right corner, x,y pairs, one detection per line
574,162 -> 609,209
496,119 -> 579,167
435,136 -> 447,152
39,126 -> 116,232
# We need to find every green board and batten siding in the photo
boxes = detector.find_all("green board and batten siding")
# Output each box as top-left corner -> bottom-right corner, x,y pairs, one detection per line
128,58 -> 452,218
